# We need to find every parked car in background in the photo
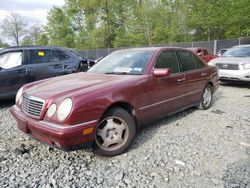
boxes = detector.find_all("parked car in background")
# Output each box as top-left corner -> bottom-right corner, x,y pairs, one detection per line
216,48 -> 228,56
10,47 -> 220,156
188,47 -> 218,62
209,45 -> 250,82
0,46 -> 91,100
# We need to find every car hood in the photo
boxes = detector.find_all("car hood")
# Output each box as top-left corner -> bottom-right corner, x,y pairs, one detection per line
210,57 -> 250,64
24,72 -> 143,100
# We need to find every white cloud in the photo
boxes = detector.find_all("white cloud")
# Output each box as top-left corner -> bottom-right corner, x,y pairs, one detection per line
0,0 -> 65,25
0,0 -> 65,44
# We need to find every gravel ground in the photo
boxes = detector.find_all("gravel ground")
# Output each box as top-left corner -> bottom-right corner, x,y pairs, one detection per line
0,83 -> 249,188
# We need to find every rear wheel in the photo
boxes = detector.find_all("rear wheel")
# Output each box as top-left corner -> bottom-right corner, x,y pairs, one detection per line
198,85 -> 212,110
94,108 -> 136,156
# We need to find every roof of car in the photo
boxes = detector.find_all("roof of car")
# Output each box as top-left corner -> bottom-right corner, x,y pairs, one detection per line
1,45 -> 71,51
234,44 -> 250,48
116,46 -> 190,52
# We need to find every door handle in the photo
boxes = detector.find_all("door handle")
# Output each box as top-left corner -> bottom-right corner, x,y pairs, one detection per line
201,73 -> 207,77
54,64 -> 63,68
177,78 -> 186,82
16,69 -> 27,74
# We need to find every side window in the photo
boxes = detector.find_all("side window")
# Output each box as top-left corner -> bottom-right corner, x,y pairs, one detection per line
0,51 -> 22,69
193,55 -> 205,69
155,51 -> 180,74
29,49 -> 51,64
55,50 -> 70,60
177,51 -> 196,71
51,50 -> 60,62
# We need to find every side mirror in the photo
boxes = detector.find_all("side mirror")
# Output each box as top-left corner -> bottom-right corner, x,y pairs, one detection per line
153,68 -> 170,77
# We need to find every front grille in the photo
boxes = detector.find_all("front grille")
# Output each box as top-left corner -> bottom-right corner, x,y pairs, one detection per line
22,95 -> 44,118
216,63 -> 239,70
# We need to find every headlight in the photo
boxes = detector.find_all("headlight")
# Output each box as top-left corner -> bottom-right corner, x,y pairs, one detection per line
243,64 -> 250,69
16,87 -> 23,103
47,104 -> 57,118
208,62 -> 216,67
57,98 -> 73,121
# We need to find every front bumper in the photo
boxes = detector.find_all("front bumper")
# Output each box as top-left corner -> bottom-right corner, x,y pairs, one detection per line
10,105 -> 98,149
219,69 -> 250,82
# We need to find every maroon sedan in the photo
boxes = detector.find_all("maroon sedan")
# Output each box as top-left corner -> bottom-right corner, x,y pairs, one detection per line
10,47 -> 220,156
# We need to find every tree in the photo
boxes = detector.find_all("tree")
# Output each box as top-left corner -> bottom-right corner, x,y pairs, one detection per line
21,36 -> 33,46
46,6 -> 75,47
0,38 -> 9,48
46,0 -> 250,49
1,13 -> 27,46
22,24 -> 49,45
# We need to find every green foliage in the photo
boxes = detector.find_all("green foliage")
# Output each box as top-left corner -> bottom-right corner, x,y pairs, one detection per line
0,38 -> 9,48
21,36 -> 33,46
21,24 -> 49,46
44,0 -> 250,49
46,6 -> 75,47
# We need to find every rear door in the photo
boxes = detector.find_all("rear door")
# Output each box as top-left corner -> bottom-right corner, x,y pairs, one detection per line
26,48 -> 63,82
0,50 -> 28,99
148,50 -> 186,120
176,50 -> 208,106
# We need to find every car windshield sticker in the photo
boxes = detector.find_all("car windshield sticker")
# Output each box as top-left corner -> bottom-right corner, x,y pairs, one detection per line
114,67 -> 133,73
38,51 -> 45,56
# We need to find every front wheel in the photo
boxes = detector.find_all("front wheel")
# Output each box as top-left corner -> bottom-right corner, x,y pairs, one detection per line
198,85 -> 213,110
93,108 -> 136,156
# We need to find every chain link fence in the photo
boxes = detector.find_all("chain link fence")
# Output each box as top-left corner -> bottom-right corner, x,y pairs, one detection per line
78,37 -> 250,59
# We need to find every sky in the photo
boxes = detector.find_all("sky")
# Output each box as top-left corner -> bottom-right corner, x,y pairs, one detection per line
0,0 -> 65,44
0,0 -> 65,27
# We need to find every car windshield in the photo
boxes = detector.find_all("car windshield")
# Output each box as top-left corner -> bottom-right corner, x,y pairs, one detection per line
222,46 -> 250,57
88,50 -> 154,75
0,52 -> 22,69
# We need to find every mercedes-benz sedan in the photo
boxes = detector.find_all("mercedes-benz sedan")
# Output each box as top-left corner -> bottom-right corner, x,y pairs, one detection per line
10,47 -> 219,156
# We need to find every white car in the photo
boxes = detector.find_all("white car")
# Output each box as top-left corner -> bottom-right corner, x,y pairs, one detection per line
209,45 -> 250,82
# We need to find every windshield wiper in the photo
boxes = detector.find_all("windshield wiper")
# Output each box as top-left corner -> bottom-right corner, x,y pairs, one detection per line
105,72 -> 129,75
105,72 -> 142,75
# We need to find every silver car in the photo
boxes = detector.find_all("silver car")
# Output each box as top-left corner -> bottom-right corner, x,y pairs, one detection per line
209,45 -> 250,82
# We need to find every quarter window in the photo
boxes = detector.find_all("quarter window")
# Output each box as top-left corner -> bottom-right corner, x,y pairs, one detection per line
56,50 -> 70,60
193,55 -> 205,69
0,51 -> 22,69
155,51 -> 180,74
177,51 -> 196,71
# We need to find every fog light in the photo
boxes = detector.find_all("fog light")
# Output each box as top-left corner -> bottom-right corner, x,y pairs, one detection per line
83,127 -> 94,135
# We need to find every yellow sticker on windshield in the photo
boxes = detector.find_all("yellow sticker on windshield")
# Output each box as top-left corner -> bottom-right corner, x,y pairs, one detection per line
38,51 -> 45,56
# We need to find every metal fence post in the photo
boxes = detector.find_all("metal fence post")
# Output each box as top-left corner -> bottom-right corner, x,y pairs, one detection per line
213,40 -> 217,54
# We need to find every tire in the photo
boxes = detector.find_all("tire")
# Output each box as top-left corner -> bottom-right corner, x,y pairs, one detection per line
93,107 -> 136,157
198,85 -> 213,110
